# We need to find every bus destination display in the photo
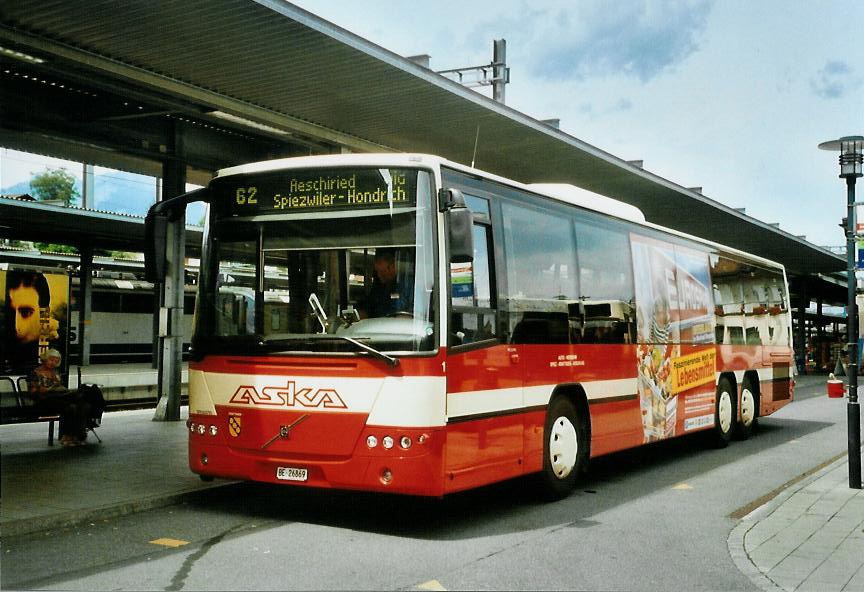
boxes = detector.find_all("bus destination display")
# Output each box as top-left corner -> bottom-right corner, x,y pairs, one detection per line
214,168 -> 417,216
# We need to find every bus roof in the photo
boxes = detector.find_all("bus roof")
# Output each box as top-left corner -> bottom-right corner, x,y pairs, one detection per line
216,153 -> 646,223
524,183 -> 645,224
215,153 -> 784,272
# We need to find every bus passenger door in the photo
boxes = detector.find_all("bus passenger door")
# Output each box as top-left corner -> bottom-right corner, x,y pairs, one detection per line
445,215 -> 524,492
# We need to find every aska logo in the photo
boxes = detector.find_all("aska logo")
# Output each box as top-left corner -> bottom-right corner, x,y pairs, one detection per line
229,381 -> 347,409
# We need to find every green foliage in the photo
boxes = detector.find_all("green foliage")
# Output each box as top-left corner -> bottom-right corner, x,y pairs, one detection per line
34,242 -> 79,254
30,168 -> 80,207
105,250 -> 137,259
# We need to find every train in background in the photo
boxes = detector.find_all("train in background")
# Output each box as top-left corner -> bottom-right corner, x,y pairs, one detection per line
68,273 -> 196,362
1,248 -> 197,363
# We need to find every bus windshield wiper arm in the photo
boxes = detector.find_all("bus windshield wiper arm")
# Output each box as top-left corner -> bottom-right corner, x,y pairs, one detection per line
261,335 -> 399,367
332,336 -> 400,367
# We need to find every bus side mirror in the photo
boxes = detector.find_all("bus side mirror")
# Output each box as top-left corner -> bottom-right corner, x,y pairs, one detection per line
144,210 -> 169,283
440,188 -> 474,264
143,186 -> 209,284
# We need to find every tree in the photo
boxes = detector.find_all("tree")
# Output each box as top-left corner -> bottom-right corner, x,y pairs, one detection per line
34,242 -> 78,254
30,168 -> 79,207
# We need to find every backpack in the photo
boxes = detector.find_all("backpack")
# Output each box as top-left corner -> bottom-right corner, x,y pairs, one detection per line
79,384 -> 106,427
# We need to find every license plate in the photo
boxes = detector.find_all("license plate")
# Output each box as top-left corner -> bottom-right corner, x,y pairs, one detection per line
276,467 -> 308,482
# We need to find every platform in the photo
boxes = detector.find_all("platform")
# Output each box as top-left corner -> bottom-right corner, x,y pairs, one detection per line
69,362 -> 187,388
68,362 -> 188,404
0,407 -> 226,537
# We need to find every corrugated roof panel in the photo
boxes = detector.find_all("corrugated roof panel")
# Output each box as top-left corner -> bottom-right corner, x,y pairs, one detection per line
0,0 -> 845,276
3,0 -> 497,149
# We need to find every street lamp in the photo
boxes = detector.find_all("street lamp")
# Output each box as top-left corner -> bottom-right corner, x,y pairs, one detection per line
819,135 -> 864,489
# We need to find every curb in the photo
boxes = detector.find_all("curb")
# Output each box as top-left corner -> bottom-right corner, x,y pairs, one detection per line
729,520 -> 787,592
1,481 -> 235,538
727,454 -> 849,592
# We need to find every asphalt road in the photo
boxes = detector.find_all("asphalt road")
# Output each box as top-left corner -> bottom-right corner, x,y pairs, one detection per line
1,377 -> 850,591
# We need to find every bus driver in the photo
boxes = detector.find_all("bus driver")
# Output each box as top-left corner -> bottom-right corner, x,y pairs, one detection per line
366,248 -> 413,318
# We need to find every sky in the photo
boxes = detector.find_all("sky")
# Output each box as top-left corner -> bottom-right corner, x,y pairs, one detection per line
0,149 -> 206,221
292,0 -> 863,248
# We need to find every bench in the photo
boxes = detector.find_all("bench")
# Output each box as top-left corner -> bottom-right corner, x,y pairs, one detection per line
1,376 -> 61,446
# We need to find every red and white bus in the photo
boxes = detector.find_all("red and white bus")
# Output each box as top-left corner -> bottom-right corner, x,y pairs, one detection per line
146,153 -> 794,498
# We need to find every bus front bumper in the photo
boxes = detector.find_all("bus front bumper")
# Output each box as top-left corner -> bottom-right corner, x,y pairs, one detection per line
187,428 -> 446,497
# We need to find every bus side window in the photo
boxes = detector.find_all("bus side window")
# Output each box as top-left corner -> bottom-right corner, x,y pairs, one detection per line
573,218 -> 634,344
502,201 -> 577,344
450,221 -> 496,347
710,254 -> 791,347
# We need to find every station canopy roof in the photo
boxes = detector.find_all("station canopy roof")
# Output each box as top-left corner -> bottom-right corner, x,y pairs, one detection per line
0,195 -> 202,254
0,0 -> 844,281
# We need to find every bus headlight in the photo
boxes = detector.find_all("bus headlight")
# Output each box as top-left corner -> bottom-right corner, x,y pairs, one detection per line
366,435 -> 378,448
209,425 -> 218,437
399,436 -> 412,449
382,436 -> 394,449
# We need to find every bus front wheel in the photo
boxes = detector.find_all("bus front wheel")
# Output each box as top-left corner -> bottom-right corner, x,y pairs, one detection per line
538,396 -> 588,500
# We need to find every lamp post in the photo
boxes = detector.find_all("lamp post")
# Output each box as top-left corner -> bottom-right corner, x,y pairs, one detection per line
819,135 -> 864,489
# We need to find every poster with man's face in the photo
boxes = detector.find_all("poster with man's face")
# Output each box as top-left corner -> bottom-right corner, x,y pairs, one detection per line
0,269 -> 70,376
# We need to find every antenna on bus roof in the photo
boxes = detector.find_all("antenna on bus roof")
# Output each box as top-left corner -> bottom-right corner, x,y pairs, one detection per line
471,125 -> 480,168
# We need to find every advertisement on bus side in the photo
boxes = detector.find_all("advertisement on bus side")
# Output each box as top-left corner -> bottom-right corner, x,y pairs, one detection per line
631,235 -> 716,443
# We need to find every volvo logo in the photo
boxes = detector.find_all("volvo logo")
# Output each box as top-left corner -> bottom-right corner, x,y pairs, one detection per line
261,414 -> 310,449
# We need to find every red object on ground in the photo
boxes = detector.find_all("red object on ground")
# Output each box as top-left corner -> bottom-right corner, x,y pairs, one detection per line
827,379 -> 845,398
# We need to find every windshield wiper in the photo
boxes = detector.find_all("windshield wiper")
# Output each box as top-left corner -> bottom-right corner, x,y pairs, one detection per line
335,335 -> 400,367
261,335 -> 399,367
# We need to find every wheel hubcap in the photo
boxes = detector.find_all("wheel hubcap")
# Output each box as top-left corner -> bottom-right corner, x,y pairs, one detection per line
718,391 -> 733,433
740,388 -> 755,427
549,416 -> 578,479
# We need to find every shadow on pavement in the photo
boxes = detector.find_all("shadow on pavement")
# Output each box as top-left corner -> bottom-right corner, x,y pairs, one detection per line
172,415 -> 832,541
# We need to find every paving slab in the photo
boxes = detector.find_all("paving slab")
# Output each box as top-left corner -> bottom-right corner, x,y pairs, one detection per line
0,407 -> 232,537
730,453 -> 864,592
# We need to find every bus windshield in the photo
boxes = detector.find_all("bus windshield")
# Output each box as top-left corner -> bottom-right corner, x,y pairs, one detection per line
195,168 -> 437,356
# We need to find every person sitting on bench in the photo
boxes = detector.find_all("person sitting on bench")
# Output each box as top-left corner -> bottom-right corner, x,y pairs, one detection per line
27,349 -> 90,447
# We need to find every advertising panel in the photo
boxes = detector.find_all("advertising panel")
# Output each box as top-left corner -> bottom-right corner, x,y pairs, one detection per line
631,235 -> 716,443
1,269 -> 71,379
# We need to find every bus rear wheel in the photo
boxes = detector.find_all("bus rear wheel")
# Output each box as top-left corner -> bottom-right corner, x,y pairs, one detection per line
735,380 -> 759,440
538,396 -> 588,500
711,377 -> 736,448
